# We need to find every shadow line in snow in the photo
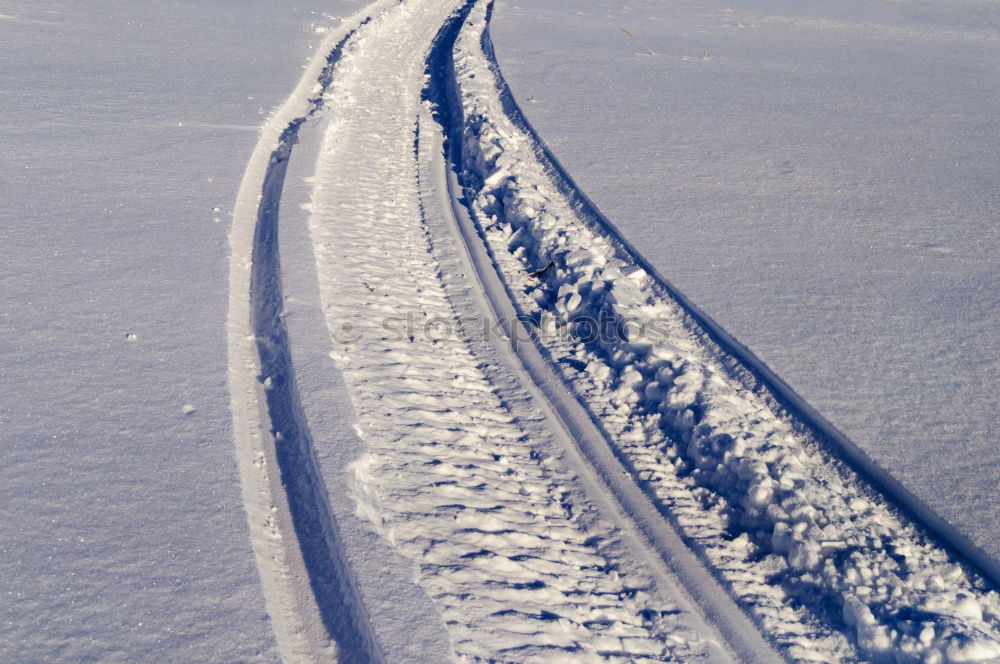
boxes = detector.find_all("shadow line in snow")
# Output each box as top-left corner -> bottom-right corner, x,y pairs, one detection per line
250,24 -> 381,664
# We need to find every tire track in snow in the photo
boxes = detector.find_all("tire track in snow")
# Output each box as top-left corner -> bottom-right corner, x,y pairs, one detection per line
423,10 -> 782,664
227,6 -> 393,662
449,2 -> 1000,662
304,1 -> 732,661
232,0 -> 1000,662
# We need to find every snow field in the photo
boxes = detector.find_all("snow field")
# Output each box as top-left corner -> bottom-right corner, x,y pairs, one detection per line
451,2 -> 1000,662
219,0 -> 1000,660
2,1 -> 371,661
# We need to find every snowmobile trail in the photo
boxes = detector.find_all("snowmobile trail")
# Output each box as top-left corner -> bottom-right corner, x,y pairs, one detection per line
229,0 -> 1000,662
303,1 -> 739,661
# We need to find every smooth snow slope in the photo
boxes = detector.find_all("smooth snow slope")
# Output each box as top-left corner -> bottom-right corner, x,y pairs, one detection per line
489,0 -> 1000,567
0,2 -> 353,660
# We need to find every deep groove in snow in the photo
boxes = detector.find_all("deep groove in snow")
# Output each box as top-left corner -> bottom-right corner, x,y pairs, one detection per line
228,7 -> 392,662
251,96 -> 379,664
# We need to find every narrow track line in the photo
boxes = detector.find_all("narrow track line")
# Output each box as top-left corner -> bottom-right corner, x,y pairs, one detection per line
226,6 -> 395,662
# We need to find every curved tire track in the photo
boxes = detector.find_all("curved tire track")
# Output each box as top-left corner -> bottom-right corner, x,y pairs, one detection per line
227,8 -> 391,663
228,1 -> 1000,662
422,9 -> 780,663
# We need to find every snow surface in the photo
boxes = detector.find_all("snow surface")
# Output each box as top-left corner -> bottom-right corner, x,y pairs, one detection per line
452,3 -> 1000,659
0,1 -> 356,660
6,0 -> 1000,661
489,0 -> 1000,572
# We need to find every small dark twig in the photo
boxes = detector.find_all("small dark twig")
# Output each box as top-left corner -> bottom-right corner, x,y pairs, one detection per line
618,26 -> 656,56
529,261 -> 555,279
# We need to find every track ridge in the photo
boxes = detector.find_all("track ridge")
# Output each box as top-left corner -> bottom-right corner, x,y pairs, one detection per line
447,2 -> 1000,662
477,0 -> 1000,598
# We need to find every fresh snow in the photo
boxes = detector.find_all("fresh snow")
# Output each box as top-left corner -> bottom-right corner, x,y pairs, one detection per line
0,1 -> 355,661
4,0 -> 1000,662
